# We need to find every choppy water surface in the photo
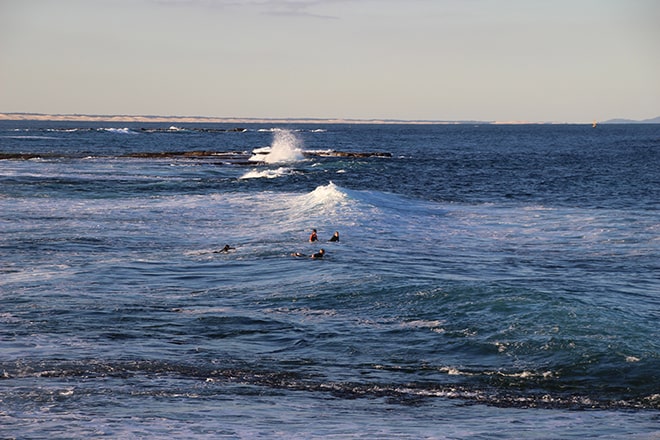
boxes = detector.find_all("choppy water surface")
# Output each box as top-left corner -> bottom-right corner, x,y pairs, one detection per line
1,121 -> 659,438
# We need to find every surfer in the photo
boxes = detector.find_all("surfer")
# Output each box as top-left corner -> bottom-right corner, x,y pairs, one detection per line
214,244 -> 235,253
291,249 -> 325,259
328,231 -> 339,242
309,229 -> 318,242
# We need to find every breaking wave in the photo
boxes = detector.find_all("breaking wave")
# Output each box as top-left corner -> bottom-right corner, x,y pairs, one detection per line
239,167 -> 295,180
101,127 -> 138,135
249,129 -> 305,164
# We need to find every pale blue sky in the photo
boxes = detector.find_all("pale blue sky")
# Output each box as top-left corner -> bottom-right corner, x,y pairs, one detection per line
1,0 -> 658,122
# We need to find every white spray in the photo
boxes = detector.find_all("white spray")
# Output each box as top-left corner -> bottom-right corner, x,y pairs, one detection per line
250,129 -> 305,164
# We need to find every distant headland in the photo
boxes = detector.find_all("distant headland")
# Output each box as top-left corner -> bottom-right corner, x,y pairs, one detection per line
0,112 -> 506,124
601,116 -> 660,124
0,112 -> 658,124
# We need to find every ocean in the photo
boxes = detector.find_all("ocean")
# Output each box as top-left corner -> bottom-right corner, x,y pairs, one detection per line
1,121 -> 658,439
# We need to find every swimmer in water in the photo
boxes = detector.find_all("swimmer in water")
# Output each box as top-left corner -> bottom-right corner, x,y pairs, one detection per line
214,244 -> 235,253
328,231 -> 339,242
309,229 -> 318,242
291,249 -> 325,259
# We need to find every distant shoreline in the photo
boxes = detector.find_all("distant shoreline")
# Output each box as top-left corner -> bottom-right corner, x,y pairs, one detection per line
0,112 -> 657,124
0,112 -> 550,125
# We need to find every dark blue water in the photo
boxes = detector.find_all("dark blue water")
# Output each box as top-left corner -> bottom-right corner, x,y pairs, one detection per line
1,121 -> 659,438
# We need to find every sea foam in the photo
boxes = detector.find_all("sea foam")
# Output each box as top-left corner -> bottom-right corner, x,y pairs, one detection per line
101,127 -> 137,135
239,167 -> 293,180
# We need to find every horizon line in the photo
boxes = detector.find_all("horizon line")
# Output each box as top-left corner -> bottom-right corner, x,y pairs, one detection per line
0,112 -> 654,125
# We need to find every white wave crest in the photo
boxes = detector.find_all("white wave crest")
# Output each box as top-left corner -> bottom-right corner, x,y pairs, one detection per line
239,167 -> 293,180
101,128 -> 138,135
304,181 -> 348,206
287,182 -> 353,220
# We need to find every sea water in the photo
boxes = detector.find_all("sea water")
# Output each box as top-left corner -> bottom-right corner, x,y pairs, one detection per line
0,121 -> 658,438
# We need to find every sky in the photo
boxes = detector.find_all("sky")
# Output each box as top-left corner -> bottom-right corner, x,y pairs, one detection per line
1,0 -> 658,122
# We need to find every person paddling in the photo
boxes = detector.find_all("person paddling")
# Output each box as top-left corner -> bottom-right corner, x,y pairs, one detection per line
310,249 -> 325,259
214,244 -> 235,253
291,249 -> 325,259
